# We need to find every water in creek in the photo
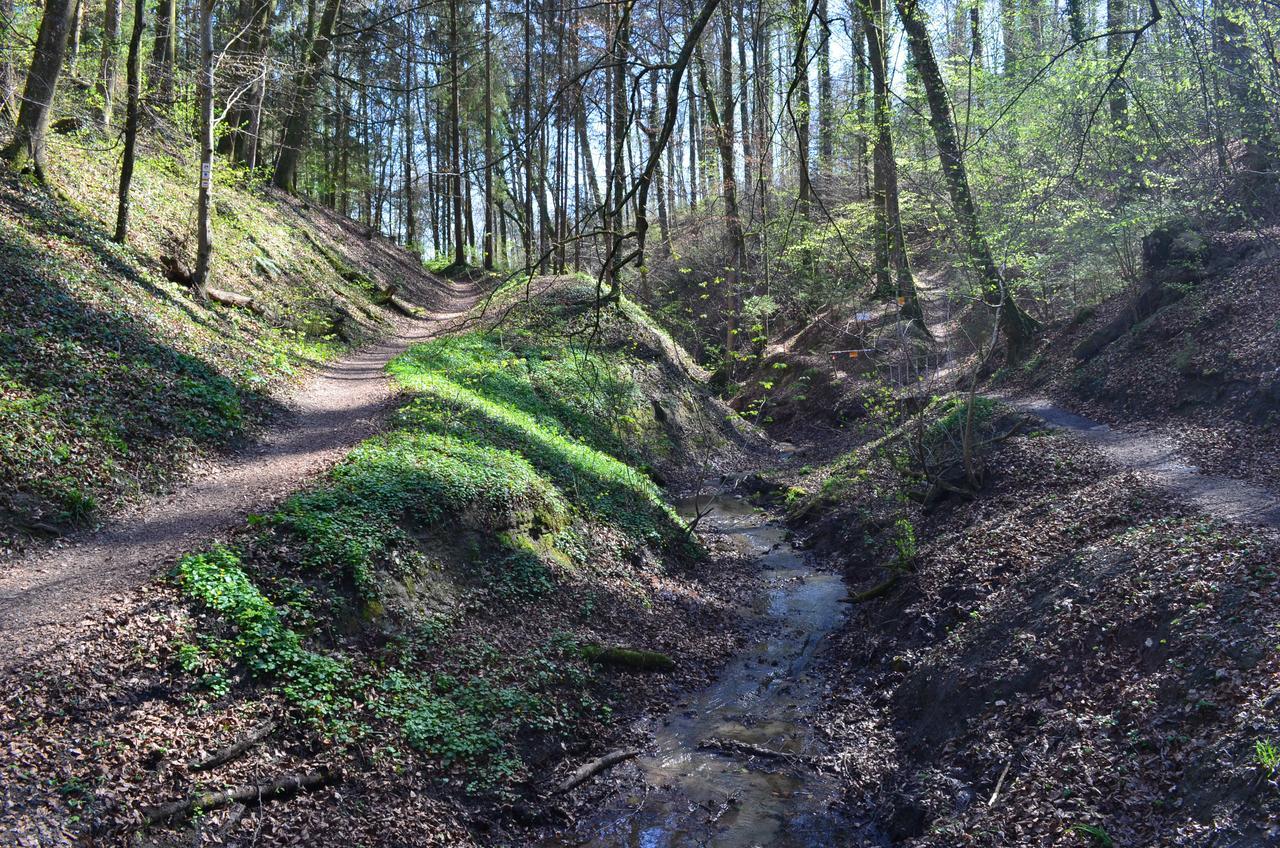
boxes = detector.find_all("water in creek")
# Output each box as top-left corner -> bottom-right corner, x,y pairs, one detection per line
542,490 -> 877,848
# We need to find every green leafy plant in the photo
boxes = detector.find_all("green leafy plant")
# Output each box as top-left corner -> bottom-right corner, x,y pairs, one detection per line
891,517 -> 917,569
173,546 -> 346,719
1070,823 -> 1116,847
1256,738 -> 1280,777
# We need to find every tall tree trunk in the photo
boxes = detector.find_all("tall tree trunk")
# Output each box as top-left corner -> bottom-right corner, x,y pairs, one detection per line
402,14 -> 417,250
1066,0 -> 1086,43
752,0 -> 772,199
192,0 -> 214,298
1,0 -> 78,179
790,0 -> 812,212
219,0 -> 271,164
95,0 -> 122,125
850,6 -> 868,197
1106,0 -> 1127,128
736,0 -> 751,208
243,15 -> 270,170
817,0 -> 832,180
149,0 -> 176,109
707,0 -> 745,375
272,0 -> 342,191
603,0 -> 632,299
1001,0 -> 1017,75
483,0 -> 495,268
970,3 -> 982,58
523,0 -> 533,266
686,53 -> 699,207
860,0 -> 890,299
897,0 -> 1037,355
1216,8 -> 1277,177
113,0 -> 144,241
66,0 -> 83,72
648,66 -> 670,256
450,0 -> 465,267
0,0 -> 15,124
860,0 -> 924,323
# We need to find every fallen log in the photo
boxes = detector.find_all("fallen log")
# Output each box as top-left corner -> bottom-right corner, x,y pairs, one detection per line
555,749 -> 640,794
141,767 -> 339,825
205,286 -> 261,313
838,574 -> 898,604
387,293 -> 422,317
187,719 -> 277,771
370,283 -> 399,305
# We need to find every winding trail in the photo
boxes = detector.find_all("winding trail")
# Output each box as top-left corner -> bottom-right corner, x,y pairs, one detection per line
1009,395 -> 1280,528
911,277 -> 1280,530
0,278 -> 482,674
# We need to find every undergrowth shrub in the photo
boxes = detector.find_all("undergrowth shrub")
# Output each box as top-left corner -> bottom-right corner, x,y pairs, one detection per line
173,545 -> 346,720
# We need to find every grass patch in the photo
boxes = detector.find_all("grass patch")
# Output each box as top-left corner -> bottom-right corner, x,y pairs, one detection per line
389,333 -> 688,552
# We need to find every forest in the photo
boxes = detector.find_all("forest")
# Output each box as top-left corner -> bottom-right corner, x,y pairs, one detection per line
0,0 -> 1278,842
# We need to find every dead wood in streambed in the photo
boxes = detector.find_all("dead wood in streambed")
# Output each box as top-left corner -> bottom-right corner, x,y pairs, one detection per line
697,736 -> 813,764
555,749 -> 641,794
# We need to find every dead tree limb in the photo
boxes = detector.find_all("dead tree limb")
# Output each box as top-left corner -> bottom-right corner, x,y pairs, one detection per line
205,287 -> 261,313
187,719 -> 277,771
698,736 -> 810,763
555,749 -> 640,794
141,768 -> 339,825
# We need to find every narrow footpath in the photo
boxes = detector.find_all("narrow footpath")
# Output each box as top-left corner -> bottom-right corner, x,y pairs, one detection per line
1010,395 -> 1280,528
0,278 -> 481,674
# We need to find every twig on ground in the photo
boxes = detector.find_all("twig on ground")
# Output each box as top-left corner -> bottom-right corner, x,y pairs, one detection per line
188,719 -> 277,771
555,749 -> 641,794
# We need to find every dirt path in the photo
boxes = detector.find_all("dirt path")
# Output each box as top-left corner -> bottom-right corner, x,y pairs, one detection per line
0,278 -> 482,674
1011,395 -> 1280,528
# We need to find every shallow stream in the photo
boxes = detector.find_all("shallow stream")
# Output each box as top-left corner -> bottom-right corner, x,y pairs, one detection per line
542,488 -> 873,847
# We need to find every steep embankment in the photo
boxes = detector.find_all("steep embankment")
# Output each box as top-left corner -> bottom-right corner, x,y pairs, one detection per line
0,131 -> 451,553
1018,223 -> 1280,488
782,394 -> 1279,845
706,221 -> 1280,845
0,279 -> 767,846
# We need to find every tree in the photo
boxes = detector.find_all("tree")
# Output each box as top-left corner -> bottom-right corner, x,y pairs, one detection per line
1,0 -> 79,179
113,0 -> 145,241
149,0 -> 176,109
0,0 -> 15,125
448,0 -> 465,267
859,0 -> 924,325
192,0 -> 215,298
273,0 -> 343,191
790,0 -> 813,211
218,0 -> 273,165
816,0 -> 832,179
482,0 -> 495,269
1107,0 -> 1127,128
1216,7 -> 1277,179
1066,0 -> 1087,43
896,0 -> 1038,355
698,0 -> 746,371
95,0 -> 122,125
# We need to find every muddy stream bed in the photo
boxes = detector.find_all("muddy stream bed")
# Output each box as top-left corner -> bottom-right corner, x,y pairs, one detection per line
541,487 -> 881,847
